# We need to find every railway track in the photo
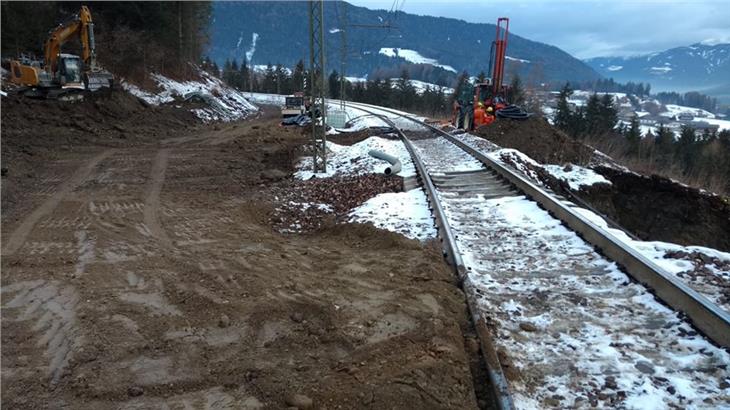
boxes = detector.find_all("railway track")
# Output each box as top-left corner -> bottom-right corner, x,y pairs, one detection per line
342,101 -> 730,409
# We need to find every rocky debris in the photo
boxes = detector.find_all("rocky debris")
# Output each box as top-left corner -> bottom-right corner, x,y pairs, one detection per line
260,169 -> 288,181
268,174 -> 403,233
218,314 -> 231,328
127,386 -> 144,397
518,322 -> 538,332
285,393 -> 313,409
634,360 -> 655,375
664,250 -> 730,304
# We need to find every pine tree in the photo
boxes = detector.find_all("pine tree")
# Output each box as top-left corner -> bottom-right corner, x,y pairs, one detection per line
677,125 -> 697,172
555,82 -> 574,133
328,70 -> 340,99
262,63 -> 276,93
598,93 -> 618,134
222,59 -> 233,85
239,58 -> 250,91
508,74 -> 525,106
291,60 -> 306,93
625,116 -> 641,154
584,93 -> 601,136
275,64 -> 289,94
395,69 -> 416,110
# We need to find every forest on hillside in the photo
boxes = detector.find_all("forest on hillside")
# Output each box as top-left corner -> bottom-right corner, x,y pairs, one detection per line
1,1 -> 211,81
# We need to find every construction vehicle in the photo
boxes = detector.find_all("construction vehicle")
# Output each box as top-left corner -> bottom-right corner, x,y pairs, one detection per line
8,6 -> 113,99
281,92 -> 306,117
454,17 -> 529,130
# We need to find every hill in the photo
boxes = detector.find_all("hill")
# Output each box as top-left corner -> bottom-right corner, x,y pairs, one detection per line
586,43 -> 730,102
208,1 -> 600,86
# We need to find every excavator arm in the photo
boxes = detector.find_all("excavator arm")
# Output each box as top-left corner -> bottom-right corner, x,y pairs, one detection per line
44,6 -> 97,74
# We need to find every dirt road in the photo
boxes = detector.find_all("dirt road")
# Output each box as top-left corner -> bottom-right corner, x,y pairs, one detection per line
1,100 -> 482,409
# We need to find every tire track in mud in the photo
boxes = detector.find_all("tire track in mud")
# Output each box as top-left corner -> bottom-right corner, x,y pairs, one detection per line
2,280 -> 81,386
143,149 -> 173,249
2,149 -> 115,256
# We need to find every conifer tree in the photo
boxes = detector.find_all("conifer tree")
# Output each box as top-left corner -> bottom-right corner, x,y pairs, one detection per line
555,83 -> 574,133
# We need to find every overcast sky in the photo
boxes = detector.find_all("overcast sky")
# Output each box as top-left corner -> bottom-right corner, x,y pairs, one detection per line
348,0 -> 730,59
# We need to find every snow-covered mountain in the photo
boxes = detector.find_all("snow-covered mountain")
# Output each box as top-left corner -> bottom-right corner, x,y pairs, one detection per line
586,43 -> 730,100
209,1 -> 600,87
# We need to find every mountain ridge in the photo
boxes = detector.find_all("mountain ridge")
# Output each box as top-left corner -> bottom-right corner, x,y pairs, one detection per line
208,1 -> 601,86
585,43 -> 730,101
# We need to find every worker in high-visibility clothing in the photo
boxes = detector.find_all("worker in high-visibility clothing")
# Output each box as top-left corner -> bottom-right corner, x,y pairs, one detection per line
484,106 -> 496,125
473,102 -> 487,127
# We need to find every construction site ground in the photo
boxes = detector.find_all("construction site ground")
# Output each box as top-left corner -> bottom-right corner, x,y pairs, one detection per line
1,95 -> 482,409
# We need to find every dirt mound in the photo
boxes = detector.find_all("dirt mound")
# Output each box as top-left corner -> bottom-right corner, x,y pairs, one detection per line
1,90 -> 199,148
585,167 -> 730,251
474,117 -> 594,165
2,90 -> 220,226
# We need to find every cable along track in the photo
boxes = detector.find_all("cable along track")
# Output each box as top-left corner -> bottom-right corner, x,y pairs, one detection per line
343,101 -> 730,409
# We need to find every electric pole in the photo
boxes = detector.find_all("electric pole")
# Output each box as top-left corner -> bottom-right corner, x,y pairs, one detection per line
308,0 -> 327,173
338,0 -> 347,110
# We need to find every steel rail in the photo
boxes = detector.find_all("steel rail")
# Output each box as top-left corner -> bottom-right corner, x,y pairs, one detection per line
344,104 -> 515,410
344,100 -> 730,350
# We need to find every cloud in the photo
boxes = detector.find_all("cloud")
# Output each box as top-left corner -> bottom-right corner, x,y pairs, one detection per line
349,0 -> 730,58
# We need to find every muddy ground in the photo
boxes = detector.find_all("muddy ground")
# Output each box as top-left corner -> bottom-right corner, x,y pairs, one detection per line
1,95 -> 484,409
474,118 -> 730,252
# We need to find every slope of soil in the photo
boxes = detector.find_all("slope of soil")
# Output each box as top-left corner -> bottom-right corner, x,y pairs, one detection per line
472,118 -> 730,251
1,94 -> 481,409
474,117 -> 594,165
584,167 -> 730,251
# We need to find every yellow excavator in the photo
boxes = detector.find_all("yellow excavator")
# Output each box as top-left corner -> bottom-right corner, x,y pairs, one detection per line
8,6 -> 113,99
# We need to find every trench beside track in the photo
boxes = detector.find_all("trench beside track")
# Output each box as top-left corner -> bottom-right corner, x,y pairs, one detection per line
341,101 -> 730,409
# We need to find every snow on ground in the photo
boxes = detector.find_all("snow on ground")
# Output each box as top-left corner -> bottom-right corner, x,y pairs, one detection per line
378,47 -> 457,73
458,193 -> 730,410
410,134 -> 730,409
452,130 -> 730,312
241,92 -> 285,106
694,117 -> 730,131
290,102 -> 437,241
574,206 -> 730,311
542,164 -> 612,190
505,55 -> 531,64
660,104 -> 716,119
122,70 -> 257,122
338,101 -> 428,132
295,136 -> 416,180
402,79 -> 454,95
348,189 -> 436,241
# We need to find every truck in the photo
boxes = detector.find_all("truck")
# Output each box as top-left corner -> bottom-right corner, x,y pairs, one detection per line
281,92 -> 306,117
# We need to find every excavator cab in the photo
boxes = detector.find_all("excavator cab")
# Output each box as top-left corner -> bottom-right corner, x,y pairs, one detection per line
58,54 -> 84,88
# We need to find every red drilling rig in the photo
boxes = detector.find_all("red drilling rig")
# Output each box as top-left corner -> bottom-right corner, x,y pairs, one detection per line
454,17 -> 529,130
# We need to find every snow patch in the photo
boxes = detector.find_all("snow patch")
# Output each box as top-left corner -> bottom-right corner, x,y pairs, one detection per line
295,136 -> 416,180
122,69 -> 257,123
607,65 -> 623,71
505,55 -> 531,64
378,47 -> 457,73
349,189 -> 436,241
245,33 -> 259,62
542,164 -> 612,190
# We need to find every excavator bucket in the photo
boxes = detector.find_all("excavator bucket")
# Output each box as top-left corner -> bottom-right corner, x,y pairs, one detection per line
84,69 -> 114,91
